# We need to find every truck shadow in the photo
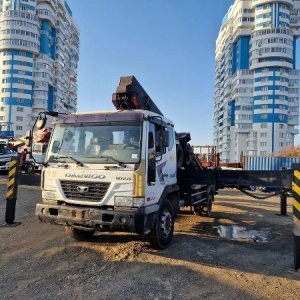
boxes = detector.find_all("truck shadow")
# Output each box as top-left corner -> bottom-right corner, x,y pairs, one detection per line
145,201 -> 295,280
83,194 -> 296,282
83,211 -> 296,282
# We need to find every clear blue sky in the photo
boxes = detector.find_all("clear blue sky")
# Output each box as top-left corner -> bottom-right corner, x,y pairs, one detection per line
66,0 -> 300,146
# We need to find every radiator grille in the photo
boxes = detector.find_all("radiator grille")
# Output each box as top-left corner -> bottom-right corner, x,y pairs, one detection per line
60,180 -> 111,202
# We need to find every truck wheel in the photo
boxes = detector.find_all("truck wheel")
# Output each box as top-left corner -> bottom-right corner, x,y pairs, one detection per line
65,226 -> 95,241
25,163 -> 34,174
147,199 -> 174,249
202,194 -> 213,217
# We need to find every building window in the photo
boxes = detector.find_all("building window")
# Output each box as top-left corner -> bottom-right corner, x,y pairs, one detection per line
260,142 -> 267,147
261,114 -> 268,119
260,133 -> 267,138
260,151 -> 267,156
16,125 -> 23,130
17,107 -> 24,112
261,123 -> 267,128
16,116 -> 23,121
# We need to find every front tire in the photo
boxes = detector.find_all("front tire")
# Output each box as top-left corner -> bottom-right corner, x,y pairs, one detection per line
147,199 -> 174,249
65,226 -> 95,241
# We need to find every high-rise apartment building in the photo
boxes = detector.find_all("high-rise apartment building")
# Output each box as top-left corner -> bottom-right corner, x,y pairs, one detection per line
214,0 -> 300,162
0,0 -> 79,139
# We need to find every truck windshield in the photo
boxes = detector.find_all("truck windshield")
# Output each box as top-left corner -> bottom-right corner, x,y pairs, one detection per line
46,124 -> 141,165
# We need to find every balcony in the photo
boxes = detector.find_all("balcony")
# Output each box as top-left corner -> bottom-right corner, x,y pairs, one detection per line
36,8 -> 56,27
32,102 -> 48,110
252,0 -> 294,8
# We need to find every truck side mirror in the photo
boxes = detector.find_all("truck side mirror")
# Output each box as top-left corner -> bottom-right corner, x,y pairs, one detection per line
156,131 -> 169,148
162,131 -> 169,147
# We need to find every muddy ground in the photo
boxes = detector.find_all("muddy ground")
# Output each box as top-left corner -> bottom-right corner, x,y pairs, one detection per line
0,174 -> 300,300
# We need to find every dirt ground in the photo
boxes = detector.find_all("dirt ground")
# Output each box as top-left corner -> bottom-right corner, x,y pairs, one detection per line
0,175 -> 300,300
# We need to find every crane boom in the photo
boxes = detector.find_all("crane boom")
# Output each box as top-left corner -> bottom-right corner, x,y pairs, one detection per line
112,75 -> 163,116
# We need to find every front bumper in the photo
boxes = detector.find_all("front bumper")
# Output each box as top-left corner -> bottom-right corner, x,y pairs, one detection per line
36,204 -> 156,235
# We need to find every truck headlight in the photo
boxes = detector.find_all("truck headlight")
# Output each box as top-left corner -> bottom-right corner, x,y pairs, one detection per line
42,190 -> 56,200
114,196 -> 145,207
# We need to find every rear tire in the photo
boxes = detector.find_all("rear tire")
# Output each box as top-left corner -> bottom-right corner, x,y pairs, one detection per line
65,226 -> 95,241
202,194 -> 213,217
147,199 -> 174,249
194,194 -> 213,217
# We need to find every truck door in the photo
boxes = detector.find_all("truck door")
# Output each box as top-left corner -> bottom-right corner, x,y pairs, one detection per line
146,122 -> 176,195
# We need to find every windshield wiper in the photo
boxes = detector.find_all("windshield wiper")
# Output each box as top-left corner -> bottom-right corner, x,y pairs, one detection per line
48,156 -> 84,167
98,155 -> 126,166
84,155 -> 126,169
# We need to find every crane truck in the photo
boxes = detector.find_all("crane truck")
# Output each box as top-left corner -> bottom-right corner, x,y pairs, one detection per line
33,76 -> 216,249
32,75 -> 292,249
